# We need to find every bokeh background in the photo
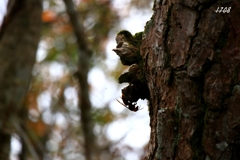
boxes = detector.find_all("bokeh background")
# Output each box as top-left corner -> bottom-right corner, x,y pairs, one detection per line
0,0 -> 153,159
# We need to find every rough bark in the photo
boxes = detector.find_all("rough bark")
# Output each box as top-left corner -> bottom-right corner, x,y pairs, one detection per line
143,0 -> 240,159
0,0 -> 42,159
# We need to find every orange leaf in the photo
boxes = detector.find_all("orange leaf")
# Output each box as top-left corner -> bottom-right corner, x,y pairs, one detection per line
42,10 -> 56,23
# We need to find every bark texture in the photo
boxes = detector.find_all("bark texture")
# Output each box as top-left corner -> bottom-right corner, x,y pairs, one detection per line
143,0 -> 240,159
0,0 -> 42,159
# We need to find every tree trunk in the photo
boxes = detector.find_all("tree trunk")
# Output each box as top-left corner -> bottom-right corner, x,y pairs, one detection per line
0,0 -> 42,159
63,0 -> 99,159
143,0 -> 240,159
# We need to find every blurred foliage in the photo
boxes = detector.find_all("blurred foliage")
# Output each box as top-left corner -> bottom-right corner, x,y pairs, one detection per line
41,0 -> 119,65
130,0 -> 153,10
10,0 -> 153,159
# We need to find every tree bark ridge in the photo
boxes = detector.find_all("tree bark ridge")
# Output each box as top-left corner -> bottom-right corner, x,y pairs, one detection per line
143,0 -> 240,159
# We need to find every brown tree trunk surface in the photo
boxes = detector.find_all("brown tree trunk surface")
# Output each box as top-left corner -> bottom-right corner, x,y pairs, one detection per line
0,0 -> 42,159
142,0 -> 240,159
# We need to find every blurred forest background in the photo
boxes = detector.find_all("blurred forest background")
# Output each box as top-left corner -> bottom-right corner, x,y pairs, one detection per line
0,0 -> 153,160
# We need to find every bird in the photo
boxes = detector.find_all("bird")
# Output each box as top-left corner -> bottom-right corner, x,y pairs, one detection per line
113,30 -> 143,66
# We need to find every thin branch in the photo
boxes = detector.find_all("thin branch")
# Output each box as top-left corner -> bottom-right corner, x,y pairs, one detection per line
62,0 -> 98,160
12,119 -> 40,160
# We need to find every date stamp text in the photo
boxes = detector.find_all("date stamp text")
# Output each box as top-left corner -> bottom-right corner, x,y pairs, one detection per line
215,7 -> 231,13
